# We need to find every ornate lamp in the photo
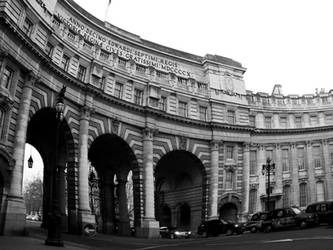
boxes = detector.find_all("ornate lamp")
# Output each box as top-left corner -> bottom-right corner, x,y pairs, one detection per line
28,155 -> 33,168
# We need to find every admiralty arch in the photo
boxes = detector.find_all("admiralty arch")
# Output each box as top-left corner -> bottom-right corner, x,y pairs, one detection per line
0,0 -> 332,238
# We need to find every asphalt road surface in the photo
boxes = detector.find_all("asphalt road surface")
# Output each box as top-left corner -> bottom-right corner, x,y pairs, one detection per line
24,222 -> 333,250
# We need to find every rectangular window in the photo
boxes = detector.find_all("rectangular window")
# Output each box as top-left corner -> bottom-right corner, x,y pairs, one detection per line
282,149 -> 289,171
67,30 -> 76,41
310,115 -> 318,126
226,146 -> 234,159
297,147 -> 305,170
250,150 -> 257,175
156,71 -> 168,79
114,82 -> 123,99
77,65 -> 86,81
45,43 -> 54,57
118,58 -> 127,67
299,183 -> 307,207
159,96 -> 167,111
177,77 -> 187,86
2,66 -> 14,89
295,116 -> 302,128
100,50 -> 110,60
136,65 -> 146,74
325,113 -> 333,123
225,171 -> 233,189
60,54 -> 70,71
313,145 -> 322,168
249,189 -> 257,214
23,18 -> 33,36
227,110 -> 235,124
52,17 -> 60,28
280,117 -> 287,128
149,97 -> 159,107
199,106 -> 207,121
178,101 -> 188,117
322,97 -> 328,104
83,40 -> 93,50
265,116 -> 272,128
266,149 -> 273,161
249,115 -> 255,127
134,89 -> 143,105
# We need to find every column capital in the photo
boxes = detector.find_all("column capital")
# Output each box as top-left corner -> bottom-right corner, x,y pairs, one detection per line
80,106 -> 94,120
243,142 -> 250,152
143,127 -> 158,140
210,140 -> 220,151
23,70 -> 39,88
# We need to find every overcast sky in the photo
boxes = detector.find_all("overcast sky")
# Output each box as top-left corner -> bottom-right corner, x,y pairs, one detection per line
73,0 -> 333,95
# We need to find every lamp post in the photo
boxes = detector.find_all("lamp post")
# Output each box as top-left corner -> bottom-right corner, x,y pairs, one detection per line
262,157 -> 275,212
45,86 -> 66,247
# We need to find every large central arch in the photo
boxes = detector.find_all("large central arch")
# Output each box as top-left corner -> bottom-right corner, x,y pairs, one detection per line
88,134 -> 139,236
155,150 -> 205,232
26,107 -> 75,232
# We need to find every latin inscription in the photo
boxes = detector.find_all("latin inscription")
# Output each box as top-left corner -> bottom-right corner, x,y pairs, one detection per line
56,12 -> 191,77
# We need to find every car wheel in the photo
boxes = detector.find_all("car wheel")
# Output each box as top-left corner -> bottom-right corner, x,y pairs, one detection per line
250,226 -> 257,233
300,221 -> 307,229
264,225 -> 272,233
226,228 -> 233,236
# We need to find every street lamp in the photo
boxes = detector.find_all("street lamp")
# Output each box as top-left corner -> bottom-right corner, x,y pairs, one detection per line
28,155 -> 33,168
45,86 -> 66,247
262,157 -> 275,212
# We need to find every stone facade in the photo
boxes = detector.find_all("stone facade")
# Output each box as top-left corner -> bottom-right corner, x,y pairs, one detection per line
0,0 -> 332,237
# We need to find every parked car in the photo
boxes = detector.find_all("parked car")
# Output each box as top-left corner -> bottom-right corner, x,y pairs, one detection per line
245,211 -> 268,233
160,226 -> 192,239
305,201 -> 333,225
197,219 -> 245,237
262,207 -> 318,232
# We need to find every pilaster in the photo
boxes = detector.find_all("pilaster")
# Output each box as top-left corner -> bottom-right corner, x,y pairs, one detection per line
136,128 -> 159,238
306,141 -> 315,204
3,72 -> 36,235
78,106 -> 95,232
322,140 -> 333,200
208,140 -> 219,220
241,143 -> 250,222
257,145 -> 265,212
291,143 -> 300,206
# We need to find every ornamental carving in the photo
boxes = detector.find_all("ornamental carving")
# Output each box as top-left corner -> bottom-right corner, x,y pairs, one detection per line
179,136 -> 187,150
111,117 -> 120,134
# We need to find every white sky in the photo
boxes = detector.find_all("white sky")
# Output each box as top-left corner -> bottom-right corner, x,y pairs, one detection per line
73,0 -> 333,95
23,144 -> 43,186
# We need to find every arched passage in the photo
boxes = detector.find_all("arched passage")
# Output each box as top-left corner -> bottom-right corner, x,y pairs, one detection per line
26,107 -> 75,232
155,150 -> 205,231
219,195 -> 241,222
88,134 -> 138,236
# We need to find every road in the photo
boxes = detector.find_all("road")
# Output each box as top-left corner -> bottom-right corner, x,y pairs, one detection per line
23,222 -> 333,250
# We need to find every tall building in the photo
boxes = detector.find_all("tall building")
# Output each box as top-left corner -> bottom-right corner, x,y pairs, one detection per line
0,0 -> 332,237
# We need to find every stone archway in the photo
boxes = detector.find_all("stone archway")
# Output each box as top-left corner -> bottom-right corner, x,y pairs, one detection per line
155,150 -> 205,231
219,195 -> 241,222
88,134 -> 139,236
26,107 -> 75,232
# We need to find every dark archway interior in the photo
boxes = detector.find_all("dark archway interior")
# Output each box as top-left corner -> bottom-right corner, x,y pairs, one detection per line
26,108 -> 73,231
88,134 -> 138,236
219,203 -> 238,222
155,150 -> 204,231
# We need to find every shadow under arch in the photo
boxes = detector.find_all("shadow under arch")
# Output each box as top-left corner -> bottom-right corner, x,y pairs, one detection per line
26,107 -> 76,233
155,150 -> 207,231
88,133 -> 139,236
219,194 -> 242,222
0,150 -> 12,234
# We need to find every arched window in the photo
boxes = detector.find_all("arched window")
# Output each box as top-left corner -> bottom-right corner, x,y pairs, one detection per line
283,185 -> 290,207
316,181 -> 325,202
299,183 -> 307,207
249,189 -> 257,214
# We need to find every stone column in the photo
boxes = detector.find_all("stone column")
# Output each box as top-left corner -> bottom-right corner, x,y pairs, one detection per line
306,141 -> 315,204
4,72 -> 36,235
273,113 -> 279,129
257,145 -> 266,212
291,144 -> 300,206
102,178 -> 115,234
137,128 -> 159,238
208,140 -> 219,219
78,106 -> 95,230
241,143 -> 250,221
117,178 -> 131,236
275,144 -> 283,208
322,140 -> 333,200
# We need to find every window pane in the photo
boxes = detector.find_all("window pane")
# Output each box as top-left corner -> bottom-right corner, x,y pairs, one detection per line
249,189 -> 257,213
250,150 -> 257,175
316,182 -> 325,202
299,183 -> 307,207
178,101 -> 188,117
